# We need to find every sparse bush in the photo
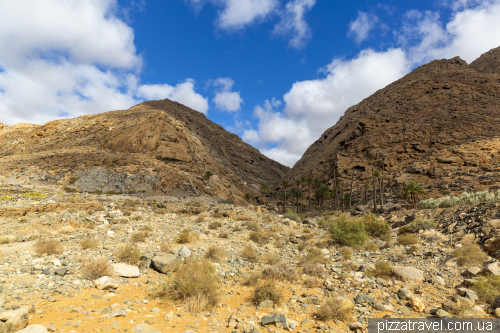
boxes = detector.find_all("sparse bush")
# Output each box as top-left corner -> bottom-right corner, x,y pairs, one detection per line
303,262 -> 325,277
365,243 -> 379,251
330,215 -> 367,247
218,231 -> 229,239
366,260 -> 393,279
63,187 -> 79,193
241,245 -> 259,263
0,195 -> 13,201
34,238 -> 63,255
205,246 -> 225,263
397,234 -> 418,245
159,241 -> 172,253
209,221 -> 222,229
246,222 -> 260,231
419,189 -> 500,209
131,231 -> 148,243
283,210 -> 301,223
251,281 -> 283,306
141,225 -> 153,232
80,238 -> 99,249
82,221 -> 95,229
338,247 -> 353,261
261,253 -> 281,265
153,259 -> 220,311
297,242 -> 306,251
233,226 -> 242,232
262,262 -> 298,281
361,213 -> 391,241
20,191 -> 48,198
472,273 -> 500,304
396,253 -> 407,262
399,215 -> 436,234
242,272 -> 261,286
81,257 -> 112,280
303,247 -> 328,264
131,215 -> 143,221
249,231 -> 269,245
408,244 -> 419,253
304,277 -> 322,288
452,243 -> 487,267
315,298 -> 352,321
115,245 -> 141,265
0,236 -> 12,245
317,216 -> 335,229
69,177 -> 80,185
175,230 -> 199,244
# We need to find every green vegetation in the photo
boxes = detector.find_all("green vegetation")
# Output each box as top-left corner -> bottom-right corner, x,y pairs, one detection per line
204,170 -> 213,181
452,243 -> 487,267
419,189 -> 500,209
403,181 -> 426,204
330,214 -> 367,247
338,247 -> 353,260
63,187 -> 79,193
472,273 -> 500,304
399,215 -> 436,234
115,245 -> 142,265
366,260 -> 393,279
69,176 -> 80,185
283,210 -> 301,223
361,213 -> 391,240
397,234 -> 419,245
0,195 -> 13,201
21,191 -> 48,198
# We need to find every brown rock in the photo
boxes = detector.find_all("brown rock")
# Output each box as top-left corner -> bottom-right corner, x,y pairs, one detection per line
484,237 -> 500,252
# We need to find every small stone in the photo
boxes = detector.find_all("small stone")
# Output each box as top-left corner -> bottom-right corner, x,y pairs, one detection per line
435,309 -> 452,318
261,313 -> 288,329
258,300 -> 273,309
178,246 -> 192,258
151,307 -> 160,313
355,294 -> 376,303
349,322 -> 363,330
462,267 -> 481,278
94,276 -> 119,290
431,276 -> 445,286
54,268 -> 67,276
408,295 -> 425,312
16,325 -> 49,333
300,318 -> 310,327
112,321 -> 120,329
398,288 -> 413,300
110,310 -> 127,317
131,323 -> 161,333
479,262 -> 500,276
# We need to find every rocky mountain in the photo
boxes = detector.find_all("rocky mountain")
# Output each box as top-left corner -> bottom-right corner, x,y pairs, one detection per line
284,46 -> 500,201
0,99 -> 288,204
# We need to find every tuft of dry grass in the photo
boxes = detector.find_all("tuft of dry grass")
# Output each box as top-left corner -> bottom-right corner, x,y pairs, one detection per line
242,272 -> 261,286
241,245 -> 259,263
152,259 -> 220,311
453,243 -> 487,267
397,234 -> 418,245
80,238 -> 99,250
59,226 -> 75,234
249,231 -> 269,245
366,260 -> 393,279
34,238 -> 63,256
208,221 -> 222,229
365,243 -> 379,251
261,253 -> 281,265
315,298 -> 352,321
302,263 -> 325,277
246,222 -> 260,231
261,262 -> 298,281
339,247 -> 353,261
472,273 -> 500,304
251,281 -> 283,306
304,277 -> 322,288
204,246 -> 225,263
303,247 -> 328,264
141,225 -> 153,232
160,241 -> 172,253
218,231 -> 229,239
130,231 -> 148,243
175,230 -> 199,244
81,257 -> 112,280
115,245 -> 142,265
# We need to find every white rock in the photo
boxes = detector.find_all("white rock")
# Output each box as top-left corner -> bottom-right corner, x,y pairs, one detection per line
52,259 -> 61,266
16,325 -> 49,333
94,276 -> 119,290
107,230 -> 115,237
111,263 -> 140,278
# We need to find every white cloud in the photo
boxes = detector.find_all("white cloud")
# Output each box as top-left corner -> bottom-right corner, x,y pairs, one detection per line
348,12 -> 379,44
0,0 -> 209,125
273,0 -> 316,49
212,78 -> 244,112
186,0 -> 278,29
137,80 -> 209,114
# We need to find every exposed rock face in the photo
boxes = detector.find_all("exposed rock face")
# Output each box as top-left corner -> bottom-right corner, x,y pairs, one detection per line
284,48 -> 500,198
0,99 -> 288,203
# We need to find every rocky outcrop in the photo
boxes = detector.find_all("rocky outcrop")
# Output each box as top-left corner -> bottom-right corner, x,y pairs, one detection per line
0,99 -> 288,203
471,46 -> 500,75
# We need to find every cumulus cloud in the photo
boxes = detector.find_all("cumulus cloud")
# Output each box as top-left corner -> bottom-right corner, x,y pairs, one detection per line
186,0 -> 278,29
348,12 -> 379,44
212,78 -> 243,112
273,0 -> 316,49
0,0 -> 209,125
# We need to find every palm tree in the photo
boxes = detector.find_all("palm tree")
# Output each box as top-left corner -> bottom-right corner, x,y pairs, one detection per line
373,169 -> 383,211
403,181 -> 426,205
204,170 -> 213,181
314,183 -> 329,210
305,176 -> 314,211
333,171 -> 340,212
372,169 -> 378,213
364,184 -> 370,203
343,193 -> 351,209
260,182 -> 271,197
281,179 -> 291,212
290,187 -> 304,213
271,191 -> 279,204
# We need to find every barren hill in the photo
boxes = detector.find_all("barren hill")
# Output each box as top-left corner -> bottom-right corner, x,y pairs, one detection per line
284,47 -> 500,200
0,99 -> 288,203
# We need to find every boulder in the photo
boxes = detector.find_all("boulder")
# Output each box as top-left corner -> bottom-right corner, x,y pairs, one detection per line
484,237 -> 500,252
111,263 -> 140,278
435,309 -> 452,318
94,276 -> 119,290
408,295 -> 425,312
462,267 -> 481,278
398,288 -> 413,300
463,305 -> 487,318
178,246 -> 192,258
131,323 -> 162,333
16,325 -> 49,333
152,253 -> 178,273
392,266 -> 424,282
0,306 -> 29,331
478,262 -> 500,276
431,276 -> 445,286
261,313 -> 288,329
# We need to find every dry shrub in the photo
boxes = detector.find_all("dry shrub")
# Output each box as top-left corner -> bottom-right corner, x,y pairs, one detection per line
80,238 -> 99,250
297,242 -> 306,251
233,226 -> 242,232
211,211 -> 223,218
131,231 -> 148,243
339,247 -> 353,260
261,253 -> 281,265
472,273 -> 500,304
421,230 -> 448,243
0,236 -> 12,245
246,222 -> 260,231
249,231 -> 269,245
242,272 -> 261,286
365,242 -> 379,251
115,245 -> 141,265
300,233 -> 314,241
407,244 -> 419,253
141,225 -> 153,232
303,247 -> 328,264
261,262 -> 298,281
459,233 -> 476,245
153,260 -> 220,311
205,246 -> 225,263
81,257 -> 112,280
34,238 -> 63,255
361,213 -> 391,240
452,243 -> 487,267
218,231 -> 229,239
175,230 -> 199,244
114,217 -> 129,224
160,241 -> 172,253
303,263 -> 325,277
241,245 -> 259,263
208,221 -> 222,229
397,234 -> 418,245
59,226 -> 75,234
82,221 -> 95,229
251,281 -> 283,306
131,215 -> 143,221
366,260 -> 393,279
304,277 -> 322,288
315,298 -> 352,321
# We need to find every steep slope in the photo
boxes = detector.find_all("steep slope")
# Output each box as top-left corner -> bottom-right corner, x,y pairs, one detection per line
284,49 -> 500,200
470,46 -> 500,75
0,99 -> 289,203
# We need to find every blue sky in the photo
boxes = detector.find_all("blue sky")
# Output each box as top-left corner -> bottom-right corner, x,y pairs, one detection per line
1,0 -> 500,166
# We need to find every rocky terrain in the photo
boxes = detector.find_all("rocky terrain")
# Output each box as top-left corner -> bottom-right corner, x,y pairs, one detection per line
0,99 -> 288,206
2,179 -> 500,333
282,46 -> 500,203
